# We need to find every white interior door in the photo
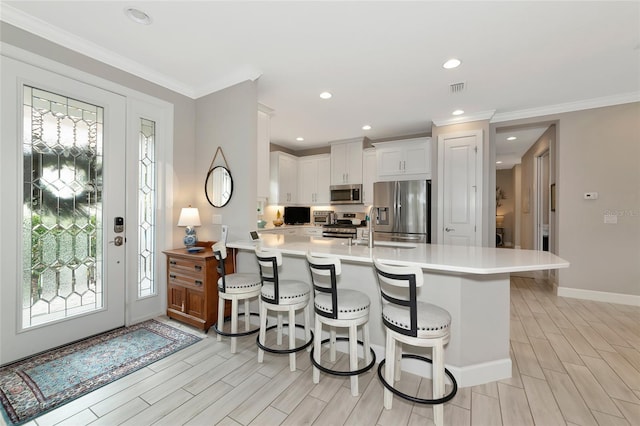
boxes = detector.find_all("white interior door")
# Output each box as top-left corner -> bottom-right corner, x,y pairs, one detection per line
0,56 -> 126,364
439,131 -> 482,246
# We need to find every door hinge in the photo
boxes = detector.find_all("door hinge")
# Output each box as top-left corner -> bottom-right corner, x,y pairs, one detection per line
474,225 -> 476,232
474,146 -> 478,153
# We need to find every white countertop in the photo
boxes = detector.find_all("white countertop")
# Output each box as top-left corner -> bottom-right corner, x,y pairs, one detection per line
228,234 -> 570,275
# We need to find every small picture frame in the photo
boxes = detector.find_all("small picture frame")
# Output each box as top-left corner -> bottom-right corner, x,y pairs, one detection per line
550,183 -> 556,212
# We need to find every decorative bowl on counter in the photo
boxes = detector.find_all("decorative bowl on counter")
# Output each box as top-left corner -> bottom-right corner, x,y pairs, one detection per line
273,218 -> 283,227
257,219 -> 267,229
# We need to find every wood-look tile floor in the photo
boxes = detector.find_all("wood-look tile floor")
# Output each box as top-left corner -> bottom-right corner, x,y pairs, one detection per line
13,273 -> 640,426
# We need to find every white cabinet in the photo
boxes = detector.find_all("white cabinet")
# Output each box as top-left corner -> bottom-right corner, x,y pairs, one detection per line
298,154 -> 330,205
362,148 -> 376,205
374,137 -> 431,181
256,106 -> 272,200
270,151 -> 298,205
330,139 -> 363,185
301,226 -> 323,237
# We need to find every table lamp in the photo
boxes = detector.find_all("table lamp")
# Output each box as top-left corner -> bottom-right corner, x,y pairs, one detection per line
177,207 -> 201,247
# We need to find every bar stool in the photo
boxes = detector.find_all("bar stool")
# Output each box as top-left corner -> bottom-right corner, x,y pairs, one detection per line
306,252 -> 375,396
373,259 -> 457,426
212,241 -> 262,354
255,247 -> 313,371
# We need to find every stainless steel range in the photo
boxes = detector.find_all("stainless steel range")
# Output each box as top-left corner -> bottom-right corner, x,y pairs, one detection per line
322,222 -> 358,239
322,213 -> 362,239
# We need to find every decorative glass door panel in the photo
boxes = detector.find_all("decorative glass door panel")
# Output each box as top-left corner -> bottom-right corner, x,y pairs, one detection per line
22,87 -> 105,328
1,56 -> 126,364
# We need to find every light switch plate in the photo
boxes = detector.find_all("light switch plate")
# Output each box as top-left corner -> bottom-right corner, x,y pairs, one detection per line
584,192 -> 598,200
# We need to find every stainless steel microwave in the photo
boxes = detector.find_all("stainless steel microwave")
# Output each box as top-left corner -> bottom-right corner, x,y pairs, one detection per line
330,184 -> 362,205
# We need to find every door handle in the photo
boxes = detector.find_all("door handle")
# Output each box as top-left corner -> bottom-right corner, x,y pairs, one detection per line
445,227 -> 455,232
109,236 -> 124,246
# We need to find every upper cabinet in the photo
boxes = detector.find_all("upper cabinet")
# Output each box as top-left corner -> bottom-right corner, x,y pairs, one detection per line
270,151 -> 298,205
362,148 -> 376,205
298,154 -> 330,205
373,137 -> 432,181
330,138 -> 363,185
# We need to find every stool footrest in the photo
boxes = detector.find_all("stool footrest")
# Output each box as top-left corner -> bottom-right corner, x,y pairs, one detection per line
311,337 -> 376,377
212,312 -> 261,337
257,323 -> 314,354
377,354 -> 458,405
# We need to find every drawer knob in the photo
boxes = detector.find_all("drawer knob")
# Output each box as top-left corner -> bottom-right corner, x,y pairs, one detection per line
194,265 -> 202,271
169,274 -> 176,279
195,280 -> 203,286
169,260 -> 177,265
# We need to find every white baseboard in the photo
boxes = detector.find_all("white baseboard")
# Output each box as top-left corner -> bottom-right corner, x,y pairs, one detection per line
369,344 -> 512,388
558,286 -> 640,306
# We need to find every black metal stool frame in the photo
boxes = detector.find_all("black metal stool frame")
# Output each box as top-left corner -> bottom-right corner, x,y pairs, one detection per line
256,253 -> 313,358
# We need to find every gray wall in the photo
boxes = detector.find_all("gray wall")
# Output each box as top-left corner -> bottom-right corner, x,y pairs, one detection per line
195,81 -> 258,243
495,102 -> 640,297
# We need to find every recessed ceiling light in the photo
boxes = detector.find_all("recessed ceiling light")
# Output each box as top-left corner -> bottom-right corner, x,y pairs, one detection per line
443,58 -> 461,69
319,92 -> 332,99
296,137 -> 304,141
362,125 -> 371,130
507,136 -> 517,141
452,109 -> 464,116
124,8 -> 152,25
496,161 -> 503,164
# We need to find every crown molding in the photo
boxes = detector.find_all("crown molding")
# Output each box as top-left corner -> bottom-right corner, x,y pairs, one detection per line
491,92 -> 640,123
432,110 -> 496,127
193,67 -> 263,99
1,4 -> 198,97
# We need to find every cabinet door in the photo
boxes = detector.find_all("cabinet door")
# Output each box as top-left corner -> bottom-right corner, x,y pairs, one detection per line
403,142 -> 430,176
376,147 -> 403,178
168,284 -> 186,312
297,157 -> 317,205
362,149 -> 376,204
186,289 -> 205,318
330,143 -> 347,185
345,141 -> 363,184
281,154 -> 298,204
315,155 -> 331,204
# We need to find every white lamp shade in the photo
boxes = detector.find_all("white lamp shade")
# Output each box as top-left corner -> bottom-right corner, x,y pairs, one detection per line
177,207 -> 201,227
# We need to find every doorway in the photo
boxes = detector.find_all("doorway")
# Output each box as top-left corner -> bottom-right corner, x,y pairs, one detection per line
535,150 -> 550,251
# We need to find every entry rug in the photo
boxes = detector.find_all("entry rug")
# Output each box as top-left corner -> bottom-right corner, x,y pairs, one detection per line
0,319 -> 201,425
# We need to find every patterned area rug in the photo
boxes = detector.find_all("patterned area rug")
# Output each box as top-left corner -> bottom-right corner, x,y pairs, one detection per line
0,319 -> 201,425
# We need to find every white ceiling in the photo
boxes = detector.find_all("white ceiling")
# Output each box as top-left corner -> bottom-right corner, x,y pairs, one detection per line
2,1 -> 639,164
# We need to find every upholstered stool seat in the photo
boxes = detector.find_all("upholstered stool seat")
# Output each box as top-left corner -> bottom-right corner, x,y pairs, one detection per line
373,259 -> 457,426
307,252 -> 376,397
255,248 -> 313,372
212,242 -> 262,354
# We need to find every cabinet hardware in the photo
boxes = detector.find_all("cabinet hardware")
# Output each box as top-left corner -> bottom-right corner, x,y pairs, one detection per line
195,280 -> 203,286
169,260 -> 177,265
194,265 -> 202,271
169,274 -> 176,279
445,227 -> 455,232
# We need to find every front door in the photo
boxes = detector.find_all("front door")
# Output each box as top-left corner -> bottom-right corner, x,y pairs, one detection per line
1,56 -> 126,364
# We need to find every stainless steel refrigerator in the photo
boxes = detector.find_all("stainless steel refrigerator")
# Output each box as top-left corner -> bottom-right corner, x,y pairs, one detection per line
373,180 -> 431,243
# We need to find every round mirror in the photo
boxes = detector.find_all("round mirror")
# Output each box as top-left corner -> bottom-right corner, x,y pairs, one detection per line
205,166 -> 233,207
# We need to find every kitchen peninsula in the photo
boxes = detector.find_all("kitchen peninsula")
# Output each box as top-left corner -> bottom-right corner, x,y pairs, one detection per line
228,234 -> 569,387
